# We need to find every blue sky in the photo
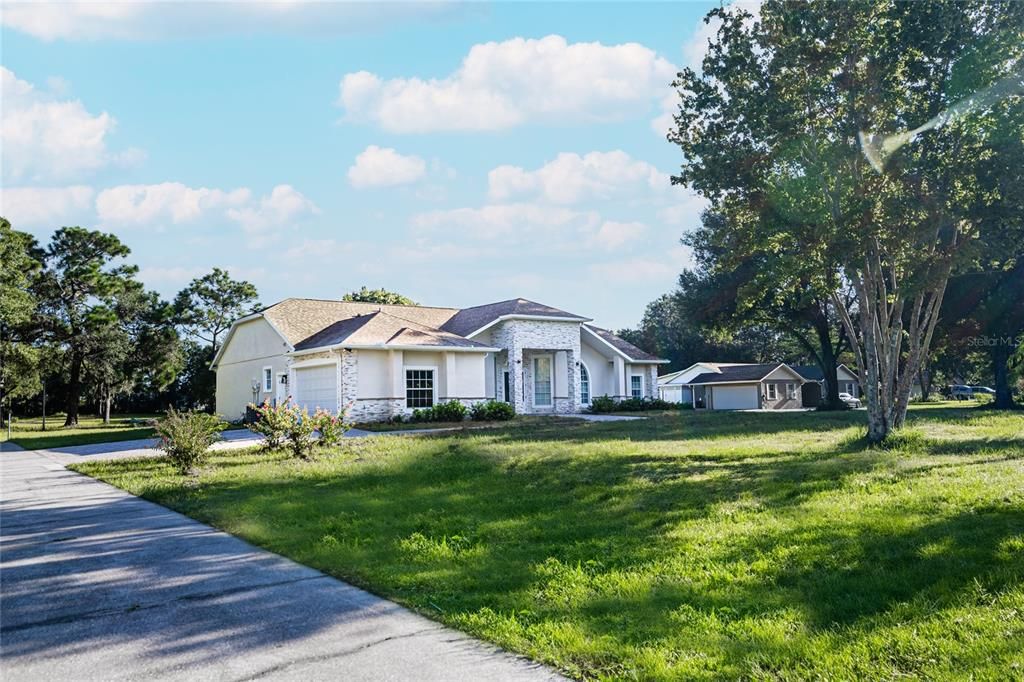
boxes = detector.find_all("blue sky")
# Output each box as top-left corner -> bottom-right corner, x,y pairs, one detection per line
0,1 -> 721,330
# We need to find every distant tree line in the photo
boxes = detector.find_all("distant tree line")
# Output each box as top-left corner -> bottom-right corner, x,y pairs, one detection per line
621,0 -> 1023,440
0,222 -> 421,429
0,219 -> 260,427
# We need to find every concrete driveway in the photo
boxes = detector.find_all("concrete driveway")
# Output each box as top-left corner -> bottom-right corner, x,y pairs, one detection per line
0,446 -> 564,681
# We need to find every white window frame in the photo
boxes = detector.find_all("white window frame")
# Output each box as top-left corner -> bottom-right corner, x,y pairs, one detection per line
533,355 -> 553,407
844,381 -> 856,395
630,374 -> 644,399
262,366 -> 273,393
766,383 -> 778,401
405,366 -> 437,409
787,383 -> 798,399
579,362 -> 591,405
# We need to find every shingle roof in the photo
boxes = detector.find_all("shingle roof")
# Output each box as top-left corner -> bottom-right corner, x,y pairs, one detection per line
790,365 -> 824,381
688,363 -> 787,384
247,296 -> 662,361
442,298 -> 589,337
583,324 -> 663,362
262,298 -> 458,346
293,310 -> 491,351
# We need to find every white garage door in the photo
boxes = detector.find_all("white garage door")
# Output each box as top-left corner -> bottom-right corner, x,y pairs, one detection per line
712,385 -> 759,410
293,364 -> 337,414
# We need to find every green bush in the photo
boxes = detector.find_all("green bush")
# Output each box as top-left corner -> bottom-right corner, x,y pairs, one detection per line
408,400 -> 470,423
155,408 -> 226,474
470,400 -> 516,421
248,400 -> 289,449
588,395 -> 618,413
589,396 -> 680,413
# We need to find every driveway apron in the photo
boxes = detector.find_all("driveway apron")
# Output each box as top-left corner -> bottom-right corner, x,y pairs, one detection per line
0,447 -> 564,681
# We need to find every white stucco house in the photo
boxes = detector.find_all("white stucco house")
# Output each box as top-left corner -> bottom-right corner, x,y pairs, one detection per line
657,362 -> 808,410
212,297 -> 667,422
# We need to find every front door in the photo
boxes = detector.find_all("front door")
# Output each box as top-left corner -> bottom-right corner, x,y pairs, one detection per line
533,356 -> 553,409
275,372 -> 288,407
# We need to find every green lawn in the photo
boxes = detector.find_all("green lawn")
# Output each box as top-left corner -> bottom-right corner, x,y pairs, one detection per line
2,414 -> 159,449
74,406 -> 1024,680
354,415 -> 584,432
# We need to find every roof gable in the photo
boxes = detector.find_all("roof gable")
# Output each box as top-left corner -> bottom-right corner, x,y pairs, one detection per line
293,310 -> 491,351
262,298 -> 458,346
442,298 -> 589,337
583,325 -> 665,363
689,363 -> 795,384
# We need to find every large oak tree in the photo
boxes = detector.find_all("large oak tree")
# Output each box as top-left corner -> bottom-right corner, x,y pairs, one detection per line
670,0 -> 1024,440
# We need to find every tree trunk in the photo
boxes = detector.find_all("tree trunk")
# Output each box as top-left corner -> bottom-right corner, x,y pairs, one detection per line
817,325 -> 841,409
992,343 -> 1015,409
65,351 -> 84,427
918,365 -> 931,402
104,388 -> 112,425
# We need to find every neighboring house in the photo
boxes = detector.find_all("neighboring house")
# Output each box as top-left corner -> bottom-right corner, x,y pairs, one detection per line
790,364 -> 861,407
657,362 -> 806,410
212,297 -> 667,422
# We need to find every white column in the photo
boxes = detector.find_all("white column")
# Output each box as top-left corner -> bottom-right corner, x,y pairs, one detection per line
443,351 -> 457,400
613,356 -> 626,398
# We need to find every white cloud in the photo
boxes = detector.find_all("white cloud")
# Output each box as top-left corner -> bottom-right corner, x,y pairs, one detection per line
338,35 -> 677,133
412,202 -> 599,240
94,182 -> 318,237
347,145 -> 427,189
657,190 -> 709,231
226,184 -> 319,233
1,67 -> 139,182
0,2 -> 458,41
0,185 -> 95,228
651,92 -> 677,138
589,257 -> 678,284
488,150 -> 668,204
589,221 -> 647,250
96,182 -> 250,226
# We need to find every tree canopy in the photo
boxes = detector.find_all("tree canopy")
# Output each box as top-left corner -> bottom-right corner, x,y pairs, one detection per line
341,287 -> 417,305
669,0 -> 1024,440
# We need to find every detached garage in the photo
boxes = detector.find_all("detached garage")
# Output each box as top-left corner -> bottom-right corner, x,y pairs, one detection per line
709,384 -> 760,410
687,363 -> 806,410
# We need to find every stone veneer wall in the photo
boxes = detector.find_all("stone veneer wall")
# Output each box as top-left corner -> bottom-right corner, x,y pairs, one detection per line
494,320 -> 581,415
645,364 -> 658,399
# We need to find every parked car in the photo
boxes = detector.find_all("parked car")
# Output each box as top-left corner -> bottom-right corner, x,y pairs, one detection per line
950,385 -> 974,400
970,385 -> 996,395
838,392 -> 862,408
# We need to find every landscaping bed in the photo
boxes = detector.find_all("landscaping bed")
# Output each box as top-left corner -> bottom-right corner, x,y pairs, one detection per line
74,406 -> 1024,679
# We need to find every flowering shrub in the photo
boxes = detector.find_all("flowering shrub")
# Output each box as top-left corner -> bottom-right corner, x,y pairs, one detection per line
282,405 -> 316,460
311,407 -> 351,448
155,408 -> 226,474
251,400 -> 352,459
248,400 -> 290,450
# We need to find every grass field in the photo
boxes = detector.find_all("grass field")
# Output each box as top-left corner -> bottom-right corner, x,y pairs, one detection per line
2,414 -> 159,449
75,405 -> 1024,680
355,415 -> 583,432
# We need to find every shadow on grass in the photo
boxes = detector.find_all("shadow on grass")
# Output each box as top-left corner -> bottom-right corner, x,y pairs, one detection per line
70,406 -> 1024,677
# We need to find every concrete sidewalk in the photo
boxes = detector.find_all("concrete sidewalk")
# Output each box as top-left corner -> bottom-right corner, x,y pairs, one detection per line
0,449 -> 564,681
